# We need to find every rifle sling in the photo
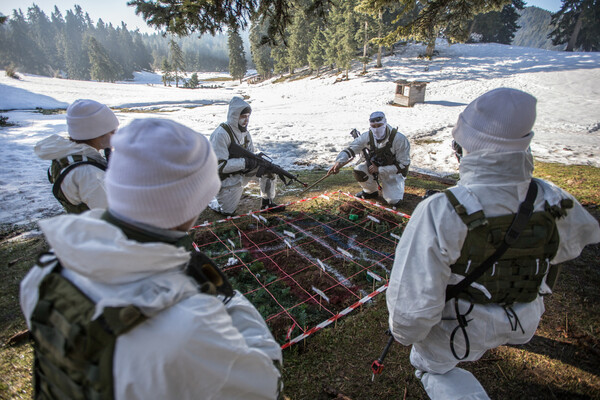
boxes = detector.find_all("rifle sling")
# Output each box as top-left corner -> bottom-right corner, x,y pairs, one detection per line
445,180 -> 538,302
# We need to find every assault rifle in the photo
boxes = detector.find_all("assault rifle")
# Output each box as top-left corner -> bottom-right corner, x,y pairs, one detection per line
229,142 -> 307,187
349,128 -> 382,191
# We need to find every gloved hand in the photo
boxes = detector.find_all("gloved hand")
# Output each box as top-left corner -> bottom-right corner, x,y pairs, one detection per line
244,156 -> 258,171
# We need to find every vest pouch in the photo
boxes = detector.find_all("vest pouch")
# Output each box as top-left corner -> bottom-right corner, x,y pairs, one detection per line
31,262 -> 146,400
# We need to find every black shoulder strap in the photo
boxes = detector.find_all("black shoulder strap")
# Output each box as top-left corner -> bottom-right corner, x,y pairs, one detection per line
52,159 -> 107,201
220,123 -> 239,145
445,180 -> 539,302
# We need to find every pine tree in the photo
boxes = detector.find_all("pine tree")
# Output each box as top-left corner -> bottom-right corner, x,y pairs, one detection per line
288,0 -> 315,72
469,0 -> 524,44
549,0 -> 600,51
64,6 -> 90,79
307,28 -> 326,75
169,38 -> 186,87
358,0 -> 510,57
249,18 -> 274,79
185,72 -> 199,88
228,25 -> 247,82
88,36 -> 121,82
161,57 -> 173,86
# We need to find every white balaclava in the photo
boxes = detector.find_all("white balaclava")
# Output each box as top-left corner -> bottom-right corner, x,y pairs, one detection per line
369,111 -> 387,140
452,88 -> 536,153
105,118 -> 221,230
66,99 -> 119,140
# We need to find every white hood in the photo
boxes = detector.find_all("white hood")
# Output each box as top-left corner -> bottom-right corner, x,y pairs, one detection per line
34,134 -> 102,161
37,209 -> 197,318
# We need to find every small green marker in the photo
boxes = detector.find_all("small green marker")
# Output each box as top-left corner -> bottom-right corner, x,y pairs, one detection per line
349,214 -> 358,221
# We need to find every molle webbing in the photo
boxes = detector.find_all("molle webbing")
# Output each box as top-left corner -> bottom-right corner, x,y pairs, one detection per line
30,260 -> 146,400
219,123 -> 249,180
48,155 -> 107,214
445,189 -> 565,305
368,128 -> 408,176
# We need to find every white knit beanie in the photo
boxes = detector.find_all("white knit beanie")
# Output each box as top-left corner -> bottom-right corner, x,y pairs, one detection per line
452,88 -> 537,153
66,99 -> 119,140
105,118 -> 221,229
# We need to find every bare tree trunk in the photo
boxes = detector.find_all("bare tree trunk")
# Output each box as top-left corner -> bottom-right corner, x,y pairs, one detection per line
566,11 -> 583,51
426,38 -> 436,58
376,8 -> 383,68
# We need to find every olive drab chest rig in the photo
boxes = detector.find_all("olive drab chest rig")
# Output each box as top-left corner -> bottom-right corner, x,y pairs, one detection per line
29,212 -> 234,400
218,123 -> 251,181
443,179 -> 573,359
367,128 -> 409,177
30,257 -> 147,400
47,155 -> 107,214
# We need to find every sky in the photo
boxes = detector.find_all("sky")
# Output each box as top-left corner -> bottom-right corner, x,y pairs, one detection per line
0,0 -> 564,35
1,39 -> 599,227
0,0 -> 158,34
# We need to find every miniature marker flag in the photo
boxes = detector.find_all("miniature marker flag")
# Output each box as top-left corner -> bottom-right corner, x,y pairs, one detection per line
284,239 -> 292,249
284,230 -> 296,239
320,194 -> 330,200
312,286 -> 330,303
337,246 -> 353,259
367,271 -> 383,282
317,258 -> 326,272
367,215 -> 380,224
259,215 -> 268,223
390,233 -> 401,241
227,238 -> 236,248
252,214 -> 260,221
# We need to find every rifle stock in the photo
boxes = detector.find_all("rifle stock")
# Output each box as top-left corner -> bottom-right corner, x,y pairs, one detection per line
228,142 -> 307,187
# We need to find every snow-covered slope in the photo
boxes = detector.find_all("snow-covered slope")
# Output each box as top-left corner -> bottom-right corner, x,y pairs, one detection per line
1,41 -> 599,226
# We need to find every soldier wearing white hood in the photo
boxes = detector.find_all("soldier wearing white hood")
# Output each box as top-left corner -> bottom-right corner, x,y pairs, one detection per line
34,99 -> 118,213
329,111 -> 410,207
21,119 -> 283,399
209,96 -> 283,216
386,88 -> 600,399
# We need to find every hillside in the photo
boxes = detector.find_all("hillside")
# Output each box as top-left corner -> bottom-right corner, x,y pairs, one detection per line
513,6 -> 564,51
1,40 -> 600,227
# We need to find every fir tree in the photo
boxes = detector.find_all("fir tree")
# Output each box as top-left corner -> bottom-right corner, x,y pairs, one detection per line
169,38 -> 186,87
288,0 -> 315,71
549,0 -> 600,51
185,72 -> 199,88
249,18 -> 274,79
88,36 -> 121,82
307,28 -> 326,75
469,0 -> 524,44
228,25 -> 247,82
161,57 -> 173,86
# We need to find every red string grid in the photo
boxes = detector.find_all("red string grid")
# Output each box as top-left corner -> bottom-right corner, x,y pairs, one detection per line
191,192 -> 410,348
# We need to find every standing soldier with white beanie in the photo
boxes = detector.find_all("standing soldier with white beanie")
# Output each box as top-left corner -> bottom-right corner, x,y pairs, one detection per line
386,88 -> 600,399
21,118 -> 283,399
328,111 -> 410,207
35,99 -> 119,213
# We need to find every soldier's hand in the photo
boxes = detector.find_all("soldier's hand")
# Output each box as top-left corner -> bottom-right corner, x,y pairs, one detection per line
328,162 -> 341,175
368,164 -> 379,174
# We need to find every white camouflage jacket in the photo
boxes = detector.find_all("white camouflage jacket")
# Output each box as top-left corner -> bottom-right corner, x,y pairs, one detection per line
20,210 -> 283,399
210,97 -> 256,188
34,134 -> 108,210
335,125 -> 410,176
386,150 -> 600,373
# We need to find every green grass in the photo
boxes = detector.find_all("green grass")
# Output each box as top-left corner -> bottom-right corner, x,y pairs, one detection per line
1,160 -> 598,400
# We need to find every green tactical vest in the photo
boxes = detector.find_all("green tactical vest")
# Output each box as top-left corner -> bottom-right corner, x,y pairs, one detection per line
48,155 -> 107,214
218,123 -> 250,181
30,259 -> 147,400
445,187 -> 572,305
368,128 -> 409,177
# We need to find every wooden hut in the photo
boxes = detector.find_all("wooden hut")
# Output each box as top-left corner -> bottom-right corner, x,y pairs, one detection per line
393,79 -> 428,107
